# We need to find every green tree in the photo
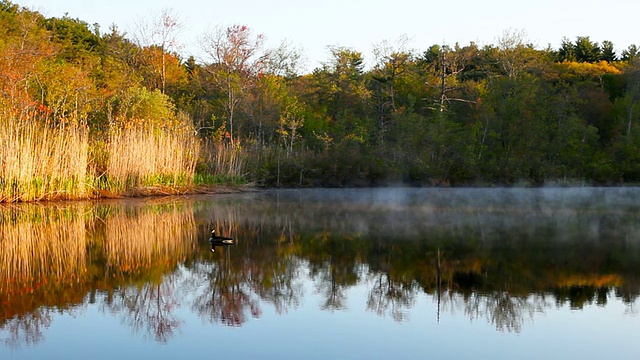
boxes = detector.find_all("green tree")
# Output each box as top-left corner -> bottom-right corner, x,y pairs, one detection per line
479,74 -> 552,182
619,63 -> 640,136
33,59 -> 96,121
243,41 -> 304,144
600,40 -> 617,62
574,36 -> 601,63
312,46 -> 371,138
45,15 -> 104,62
371,35 -> 414,134
557,37 -> 576,62
621,44 -> 639,62
108,86 -> 177,127
277,97 -> 306,156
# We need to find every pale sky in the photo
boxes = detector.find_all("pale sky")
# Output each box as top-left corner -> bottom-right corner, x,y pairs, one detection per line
15,0 -> 640,71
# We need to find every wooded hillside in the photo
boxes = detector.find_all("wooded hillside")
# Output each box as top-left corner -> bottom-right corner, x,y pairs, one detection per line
2,1 -> 640,199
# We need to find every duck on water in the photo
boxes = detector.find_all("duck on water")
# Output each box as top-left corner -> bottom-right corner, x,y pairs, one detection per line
209,229 -> 234,252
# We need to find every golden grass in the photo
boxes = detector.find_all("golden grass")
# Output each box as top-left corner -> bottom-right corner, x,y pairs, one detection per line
0,106 -> 202,202
105,122 -> 200,192
0,111 -> 89,202
200,138 -> 246,180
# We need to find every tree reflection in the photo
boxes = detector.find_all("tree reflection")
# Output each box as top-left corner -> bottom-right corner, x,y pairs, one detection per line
366,273 -> 416,321
463,292 -> 548,333
314,266 -> 349,311
234,218 -> 305,316
305,232 -> 363,311
247,254 -> 303,315
191,260 -> 261,327
436,290 -> 549,333
1,310 -> 52,349
107,276 -> 183,342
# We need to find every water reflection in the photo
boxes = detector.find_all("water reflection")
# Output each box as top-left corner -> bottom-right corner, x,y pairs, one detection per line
1,188 -> 640,348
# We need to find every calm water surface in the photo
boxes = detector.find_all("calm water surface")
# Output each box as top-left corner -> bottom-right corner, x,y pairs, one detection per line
1,188 -> 639,359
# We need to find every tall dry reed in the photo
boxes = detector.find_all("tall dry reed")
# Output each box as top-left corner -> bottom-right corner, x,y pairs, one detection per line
0,108 -> 207,202
0,111 -> 89,202
105,122 -> 199,191
200,138 -> 246,181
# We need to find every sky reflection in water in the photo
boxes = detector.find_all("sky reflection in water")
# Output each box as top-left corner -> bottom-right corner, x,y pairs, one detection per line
1,188 -> 640,359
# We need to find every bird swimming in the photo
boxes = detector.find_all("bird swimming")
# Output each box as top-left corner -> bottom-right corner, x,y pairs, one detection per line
209,229 -> 234,252
209,229 -> 234,243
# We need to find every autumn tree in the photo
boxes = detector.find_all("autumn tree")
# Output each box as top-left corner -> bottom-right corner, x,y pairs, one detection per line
0,3 -> 53,113
422,42 -> 480,112
494,29 -> 539,78
200,24 -> 270,143
133,8 -> 183,94
371,35 -> 413,132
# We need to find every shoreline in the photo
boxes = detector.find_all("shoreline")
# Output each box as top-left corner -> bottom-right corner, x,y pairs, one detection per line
0,184 -> 259,204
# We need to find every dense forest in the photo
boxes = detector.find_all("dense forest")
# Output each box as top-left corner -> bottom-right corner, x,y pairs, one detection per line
2,1 -> 640,201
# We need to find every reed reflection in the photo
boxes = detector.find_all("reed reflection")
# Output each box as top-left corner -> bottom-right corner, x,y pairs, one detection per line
97,200 -> 198,342
0,203 -> 88,348
0,199 -> 198,346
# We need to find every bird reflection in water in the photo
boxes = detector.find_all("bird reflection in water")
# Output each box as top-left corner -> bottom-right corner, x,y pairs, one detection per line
209,229 -> 234,252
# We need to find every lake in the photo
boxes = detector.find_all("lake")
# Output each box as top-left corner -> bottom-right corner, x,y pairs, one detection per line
1,188 -> 639,359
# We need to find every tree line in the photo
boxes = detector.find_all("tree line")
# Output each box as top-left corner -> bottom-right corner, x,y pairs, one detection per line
2,1 -> 640,190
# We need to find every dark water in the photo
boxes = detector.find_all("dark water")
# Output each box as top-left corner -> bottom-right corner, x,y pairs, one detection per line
1,188 -> 639,359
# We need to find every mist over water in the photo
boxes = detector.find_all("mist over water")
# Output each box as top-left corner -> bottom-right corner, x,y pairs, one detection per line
259,187 -> 640,242
1,188 -> 640,359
